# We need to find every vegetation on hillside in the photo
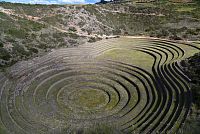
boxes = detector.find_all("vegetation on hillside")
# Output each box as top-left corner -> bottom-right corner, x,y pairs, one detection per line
0,3 -> 98,68
180,52 -> 200,134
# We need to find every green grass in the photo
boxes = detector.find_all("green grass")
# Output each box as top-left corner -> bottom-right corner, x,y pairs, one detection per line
7,28 -> 27,39
0,127 -> 7,134
97,48 -> 154,72
71,89 -> 108,109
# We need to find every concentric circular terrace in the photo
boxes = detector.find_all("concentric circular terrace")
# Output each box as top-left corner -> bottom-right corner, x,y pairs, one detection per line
0,37 -> 199,133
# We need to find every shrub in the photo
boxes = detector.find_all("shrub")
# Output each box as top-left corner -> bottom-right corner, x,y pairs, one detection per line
168,28 -> 178,35
68,33 -> 79,39
81,28 -> 86,32
78,21 -> 86,27
88,37 -> 96,43
182,34 -> 188,39
37,43 -> 48,49
0,41 -> 3,47
28,47 -> 38,54
186,29 -> 199,35
196,28 -> 200,32
0,48 -> 11,61
68,39 -> 77,45
113,29 -> 121,35
69,27 -> 77,32
87,30 -> 92,35
149,31 -> 156,37
169,35 -> 182,40
12,44 -> 30,56
156,29 -> 169,38
179,26 -> 188,32
124,31 -> 129,35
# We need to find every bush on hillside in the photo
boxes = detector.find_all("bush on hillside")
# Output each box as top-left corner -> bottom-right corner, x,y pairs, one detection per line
12,44 -> 30,56
0,41 -> 3,47
181,52 -> 200,108
180,52 -> 200,134
0,48 -> 11,61
27,47 -> 39,54
169,35 -> 182,40
156,29 -> 169,38
69,27 -> 77,32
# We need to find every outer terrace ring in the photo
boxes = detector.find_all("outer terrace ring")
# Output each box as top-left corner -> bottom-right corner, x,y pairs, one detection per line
1,59 -> 156,133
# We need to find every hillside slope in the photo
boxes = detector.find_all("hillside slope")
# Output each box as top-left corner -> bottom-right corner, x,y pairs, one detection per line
1,1 -> 200,68
180,52 -> 200,133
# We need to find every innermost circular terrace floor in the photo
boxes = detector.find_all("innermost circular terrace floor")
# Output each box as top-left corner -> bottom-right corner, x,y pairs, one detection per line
70,88 -> 109,110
